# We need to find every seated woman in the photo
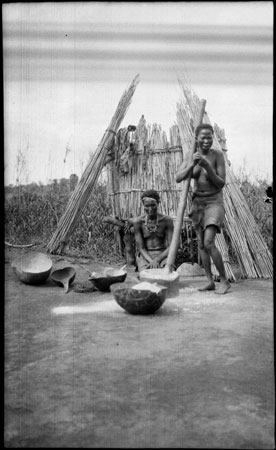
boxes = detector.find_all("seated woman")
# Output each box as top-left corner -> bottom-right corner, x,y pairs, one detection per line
132,190 -> 174,272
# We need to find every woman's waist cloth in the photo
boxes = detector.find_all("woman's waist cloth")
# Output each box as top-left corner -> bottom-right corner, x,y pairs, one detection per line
192,190 -> 224,204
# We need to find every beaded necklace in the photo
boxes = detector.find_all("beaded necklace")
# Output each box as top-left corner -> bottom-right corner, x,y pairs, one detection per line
144,214 -> 159,233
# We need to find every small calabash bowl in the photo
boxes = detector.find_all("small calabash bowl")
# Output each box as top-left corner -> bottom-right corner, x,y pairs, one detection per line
90,268 -> 127,292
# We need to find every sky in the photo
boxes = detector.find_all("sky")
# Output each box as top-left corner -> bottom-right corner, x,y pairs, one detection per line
3,1 -> 273,185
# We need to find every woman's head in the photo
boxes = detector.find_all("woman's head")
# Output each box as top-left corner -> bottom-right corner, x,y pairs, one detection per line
141,190 -> 160,218
141,190 -> 160,203
195,123 -> 214,138
195,124 -> 214,153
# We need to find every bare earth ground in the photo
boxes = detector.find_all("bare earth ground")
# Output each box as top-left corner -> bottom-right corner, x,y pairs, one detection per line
4,247 -> 274,448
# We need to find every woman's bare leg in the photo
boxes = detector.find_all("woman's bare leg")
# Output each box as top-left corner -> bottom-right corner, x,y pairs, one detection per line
204,226 -> 231,294
196,227 -> 215,291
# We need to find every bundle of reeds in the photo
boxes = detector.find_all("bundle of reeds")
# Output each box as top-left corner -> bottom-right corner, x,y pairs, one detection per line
47,74 -> 140,254
177,76 -> 273,279
218,134 -> 273,278
210,122 -> 272,278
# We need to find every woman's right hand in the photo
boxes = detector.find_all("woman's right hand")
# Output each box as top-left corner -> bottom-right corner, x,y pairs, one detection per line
193,152 -> 201,165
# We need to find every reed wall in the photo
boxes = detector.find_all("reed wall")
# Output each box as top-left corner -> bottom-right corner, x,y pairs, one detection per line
106,116 -> 191,220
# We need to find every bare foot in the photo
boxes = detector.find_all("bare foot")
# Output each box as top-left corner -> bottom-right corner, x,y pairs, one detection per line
215,281 -> 231,295
198,281 -> 215,291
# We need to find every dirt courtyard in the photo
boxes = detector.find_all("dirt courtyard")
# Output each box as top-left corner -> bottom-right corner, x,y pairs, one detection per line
4,248 -> 274,448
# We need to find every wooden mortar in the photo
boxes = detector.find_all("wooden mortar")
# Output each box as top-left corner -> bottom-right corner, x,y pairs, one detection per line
139,268 -> 180,298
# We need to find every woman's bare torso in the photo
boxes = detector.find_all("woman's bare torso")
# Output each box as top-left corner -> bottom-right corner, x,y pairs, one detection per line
140,214 -> 170,250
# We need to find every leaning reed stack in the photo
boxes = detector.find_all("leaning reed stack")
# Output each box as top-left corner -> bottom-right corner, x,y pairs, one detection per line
213,123 -> 272,278
47,74 -> 140,254
222,160 -> 273,278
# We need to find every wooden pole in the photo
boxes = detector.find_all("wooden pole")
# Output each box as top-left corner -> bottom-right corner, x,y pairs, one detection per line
165,99 -> 207,273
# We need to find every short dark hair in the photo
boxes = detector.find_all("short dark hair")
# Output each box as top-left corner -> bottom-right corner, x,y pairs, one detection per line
195,123 -> 214,137
141,190 -> 160,203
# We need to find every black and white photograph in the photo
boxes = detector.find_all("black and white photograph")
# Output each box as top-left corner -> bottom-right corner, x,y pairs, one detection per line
4,1 -> 273,448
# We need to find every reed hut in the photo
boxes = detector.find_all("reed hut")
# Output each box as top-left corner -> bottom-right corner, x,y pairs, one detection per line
48,75 -> 272,281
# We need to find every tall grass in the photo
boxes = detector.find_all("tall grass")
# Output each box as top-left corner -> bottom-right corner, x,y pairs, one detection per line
5,176 -> 123,264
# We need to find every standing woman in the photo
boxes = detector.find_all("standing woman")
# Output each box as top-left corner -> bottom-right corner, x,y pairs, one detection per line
176,123 -> 231,294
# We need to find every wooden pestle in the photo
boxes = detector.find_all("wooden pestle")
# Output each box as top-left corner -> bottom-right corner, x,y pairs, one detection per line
164,99 -> 207,273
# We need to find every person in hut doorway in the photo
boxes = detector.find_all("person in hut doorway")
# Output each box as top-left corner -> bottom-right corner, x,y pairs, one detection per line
132,190 -> 174,272
176,123 -> 231,294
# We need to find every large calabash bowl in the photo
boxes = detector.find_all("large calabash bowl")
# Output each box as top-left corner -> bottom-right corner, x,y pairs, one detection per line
110,281 -> 167,315
89,268 -> 127,292
11,252 -> 53,285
